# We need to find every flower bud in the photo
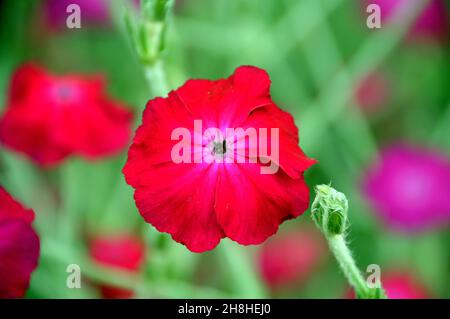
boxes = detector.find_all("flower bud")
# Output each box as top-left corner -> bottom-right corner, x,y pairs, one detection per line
125,0 -> 172,65
311,184 -> 348,236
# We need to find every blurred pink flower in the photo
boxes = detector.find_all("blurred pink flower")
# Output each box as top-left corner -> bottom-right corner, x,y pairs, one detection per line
363,144 -> 450,232
347,271 -> 430,299
354,72 -> 390,113
44,0 -> 139,29
363,0 -> 448,42
45,0 -> 110,28
381,272 -> 430,299
257,228 -> 326,290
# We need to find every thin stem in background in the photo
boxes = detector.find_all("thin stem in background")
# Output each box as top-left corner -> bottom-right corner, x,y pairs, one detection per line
41,238 -> 232,299
431,99 -> 450,147
219,241 -> 268,298
300,0 -> 431,153
298,0 -> 378,165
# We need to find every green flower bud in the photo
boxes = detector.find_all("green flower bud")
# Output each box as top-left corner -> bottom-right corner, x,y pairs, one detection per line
125,0 -> 173,65
311,184 -> 348,236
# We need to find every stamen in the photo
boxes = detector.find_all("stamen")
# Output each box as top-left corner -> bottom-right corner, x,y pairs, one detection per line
213,140 -> 227,155
57,86 -> 73,100
52,83 -> 75,103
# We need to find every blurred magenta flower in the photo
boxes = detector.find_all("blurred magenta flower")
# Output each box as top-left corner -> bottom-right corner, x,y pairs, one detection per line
0,64 -> 133,166
89,234 -> 145,298
363,144 -> 450,232
0,187 -> 40,298
44,0 -> 109,28
44,0 -> 139,29
123,66 -> 316,253
258,228 -> 326,290
363,0 -> 449,42
354,72 -> 390,113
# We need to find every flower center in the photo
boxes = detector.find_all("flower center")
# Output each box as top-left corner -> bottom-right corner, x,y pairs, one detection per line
213,140 -> 227,155
51,82 -> 78,103
58,86 -> 72,98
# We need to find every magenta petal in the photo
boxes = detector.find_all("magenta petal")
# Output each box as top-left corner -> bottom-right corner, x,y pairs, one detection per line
0,220 -> 40,298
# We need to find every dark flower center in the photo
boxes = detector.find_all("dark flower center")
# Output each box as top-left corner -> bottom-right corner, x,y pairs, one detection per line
213,140 -> 227,155
52,83 -> 76,103
57,86 -> 73,100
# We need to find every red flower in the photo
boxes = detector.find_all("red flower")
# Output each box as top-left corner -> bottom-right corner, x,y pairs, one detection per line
0,64 -> 133,166
123,66 -> 316,253
89,234 -> 145,298
258,227 -> 326,290
0,187 -> 40,298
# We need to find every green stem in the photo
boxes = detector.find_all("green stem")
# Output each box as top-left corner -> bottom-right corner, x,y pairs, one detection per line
144,60 -> 169,97
300,0 -> 378,165
219,241 -> 267,298
327,235 -> 369,297
301,0 -> 430,153
431,99 -> 450,147
59,160 -> 82,243
42,238 -> 231,298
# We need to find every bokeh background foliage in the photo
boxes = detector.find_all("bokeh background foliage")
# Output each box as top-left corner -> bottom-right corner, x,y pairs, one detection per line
0,0 -> 449,298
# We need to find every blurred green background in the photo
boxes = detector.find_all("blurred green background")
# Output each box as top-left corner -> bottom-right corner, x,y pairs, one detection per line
0,0 -> 449,298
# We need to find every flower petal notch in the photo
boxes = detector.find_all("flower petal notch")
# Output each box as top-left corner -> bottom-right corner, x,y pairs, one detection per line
123,66 -> 316,253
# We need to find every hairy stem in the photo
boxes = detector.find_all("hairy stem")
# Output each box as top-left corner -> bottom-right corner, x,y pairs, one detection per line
312,184 -> 386,298
328,235 -> 369,297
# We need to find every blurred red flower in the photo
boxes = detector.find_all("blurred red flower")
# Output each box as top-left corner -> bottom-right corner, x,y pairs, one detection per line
89,234 -> 145,299
0,64 -> 133,166
258,228 -> 326,290
123,66 -> 315,253
0,187 -> 40,298
347,271 -> 430,299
